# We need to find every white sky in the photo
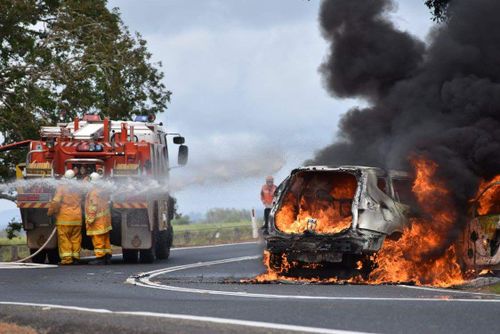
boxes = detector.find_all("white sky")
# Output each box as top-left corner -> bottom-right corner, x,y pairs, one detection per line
0,1 -> 434,217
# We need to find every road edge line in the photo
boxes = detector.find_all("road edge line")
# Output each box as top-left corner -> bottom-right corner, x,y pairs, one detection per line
0,301 -> 370,334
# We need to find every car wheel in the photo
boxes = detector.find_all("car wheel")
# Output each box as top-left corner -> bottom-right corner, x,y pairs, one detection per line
268,252 -> 284,272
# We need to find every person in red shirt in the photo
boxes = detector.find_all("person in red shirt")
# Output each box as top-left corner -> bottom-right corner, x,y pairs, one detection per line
261,176 -> 277,229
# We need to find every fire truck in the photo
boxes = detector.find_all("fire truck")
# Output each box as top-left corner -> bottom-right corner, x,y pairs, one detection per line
0,114 -> 188,264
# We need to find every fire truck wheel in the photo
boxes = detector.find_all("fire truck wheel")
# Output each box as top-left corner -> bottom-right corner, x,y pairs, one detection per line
140,234 -> 157,263
156,225 -> 173,260
122,249 -> 139,263
29,249 -> 47,264
139,244 -> 156,263
46,249 -> 60,264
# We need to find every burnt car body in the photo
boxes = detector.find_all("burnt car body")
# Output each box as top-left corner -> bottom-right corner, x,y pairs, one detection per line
459,180 -> 500,272
264,166 -> 415,271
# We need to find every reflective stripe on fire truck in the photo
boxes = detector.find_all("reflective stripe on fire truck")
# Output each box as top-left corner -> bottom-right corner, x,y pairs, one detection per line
112,202 -> 148,209
17,202 -> 50,209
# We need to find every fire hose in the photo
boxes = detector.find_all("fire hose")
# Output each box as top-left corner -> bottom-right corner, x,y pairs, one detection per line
0,227 -> 58,269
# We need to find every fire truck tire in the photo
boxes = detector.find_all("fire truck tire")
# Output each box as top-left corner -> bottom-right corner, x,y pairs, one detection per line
122,249 -> 139,263
156,225 -> 173,260
140,234 -> 156,264
139,248 -> 155,263
29,249 -> 47,264
167,196 -> 175,221
46,249 -> 60,264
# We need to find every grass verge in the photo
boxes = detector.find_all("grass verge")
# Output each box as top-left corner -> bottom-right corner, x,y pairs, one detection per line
486,282 -> 500,294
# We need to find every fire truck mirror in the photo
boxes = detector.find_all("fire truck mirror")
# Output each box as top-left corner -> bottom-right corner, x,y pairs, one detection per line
173,136 -> 185,145
178,145 -> 188,166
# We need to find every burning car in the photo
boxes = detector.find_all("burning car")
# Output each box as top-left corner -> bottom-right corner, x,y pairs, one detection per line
264,166 -> 416,275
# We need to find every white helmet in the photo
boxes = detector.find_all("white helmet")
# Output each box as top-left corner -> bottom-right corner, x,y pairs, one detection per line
64,170 -> 75,179
89,172 -> 101,182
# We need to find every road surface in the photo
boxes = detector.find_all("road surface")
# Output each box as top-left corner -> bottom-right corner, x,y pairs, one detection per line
0,242 -> 499,334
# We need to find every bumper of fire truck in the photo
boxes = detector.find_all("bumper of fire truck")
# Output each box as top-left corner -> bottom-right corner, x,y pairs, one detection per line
112,201 -> 153,250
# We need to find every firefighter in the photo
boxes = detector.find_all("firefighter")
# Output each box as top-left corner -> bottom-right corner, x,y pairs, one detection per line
261,175 -> 277,230
79,165 -> 90,181
47,169 -> 83,265
85,172 -> 112,265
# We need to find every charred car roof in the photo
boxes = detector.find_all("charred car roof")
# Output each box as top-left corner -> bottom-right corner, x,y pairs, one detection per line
291,165 -> 409,177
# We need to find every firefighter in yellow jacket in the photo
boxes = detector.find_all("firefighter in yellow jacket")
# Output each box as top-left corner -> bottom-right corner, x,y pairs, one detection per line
47,169 -> 82,265
85,172 -> 112,265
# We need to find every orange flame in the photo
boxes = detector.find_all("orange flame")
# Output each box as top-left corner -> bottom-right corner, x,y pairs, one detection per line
274,173 -> 356,234
368,158 -> 465,287
476,175 -> 500,216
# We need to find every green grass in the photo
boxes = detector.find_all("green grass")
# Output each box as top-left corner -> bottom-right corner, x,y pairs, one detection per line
0,237 -> 26,246
0,244 -> 30,261
172,221 -> 255,247
172,221 -> 251,232
487,282 -> 500,294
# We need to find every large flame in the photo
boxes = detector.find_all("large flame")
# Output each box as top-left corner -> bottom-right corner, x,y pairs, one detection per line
368,158 -> 465,286
274,172 -> 355,234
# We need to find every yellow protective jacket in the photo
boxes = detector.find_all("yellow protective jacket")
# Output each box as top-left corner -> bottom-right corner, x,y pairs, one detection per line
48,185 -> 83,226
85,188 -> 112,236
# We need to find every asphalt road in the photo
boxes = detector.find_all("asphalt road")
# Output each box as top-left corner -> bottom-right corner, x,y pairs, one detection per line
0,242 -> 499,334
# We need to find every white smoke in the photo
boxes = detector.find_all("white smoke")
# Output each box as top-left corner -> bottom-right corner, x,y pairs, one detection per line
168,133 -> 286,191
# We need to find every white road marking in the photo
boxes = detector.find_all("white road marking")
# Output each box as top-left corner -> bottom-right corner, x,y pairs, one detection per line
130,256 -> 500,303
400,284 -> 500,297
0,301 -> 371,334
0,263 -> 57,269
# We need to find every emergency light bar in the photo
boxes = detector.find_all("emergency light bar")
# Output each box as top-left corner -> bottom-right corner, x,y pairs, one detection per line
134,115 -> 149,122
134,114 -> 156,123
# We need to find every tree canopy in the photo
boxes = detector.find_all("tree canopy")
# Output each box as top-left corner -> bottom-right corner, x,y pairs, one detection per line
0,0 -> 171,181
425,0 -> 452,21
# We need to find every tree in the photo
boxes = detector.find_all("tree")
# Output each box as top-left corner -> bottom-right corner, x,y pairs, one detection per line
0,0 -> 171,182
425,0 -> 452,21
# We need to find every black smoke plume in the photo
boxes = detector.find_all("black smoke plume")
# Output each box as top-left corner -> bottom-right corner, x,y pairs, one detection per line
312,0 -> 500,250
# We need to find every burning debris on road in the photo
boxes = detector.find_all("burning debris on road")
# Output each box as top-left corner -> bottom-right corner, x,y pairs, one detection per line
255,0 -> 500,287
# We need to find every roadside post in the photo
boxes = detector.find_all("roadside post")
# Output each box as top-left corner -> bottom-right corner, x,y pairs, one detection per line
251,208 -> 258,239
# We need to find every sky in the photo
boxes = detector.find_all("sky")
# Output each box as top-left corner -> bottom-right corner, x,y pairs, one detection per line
0,0 -> 434,218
